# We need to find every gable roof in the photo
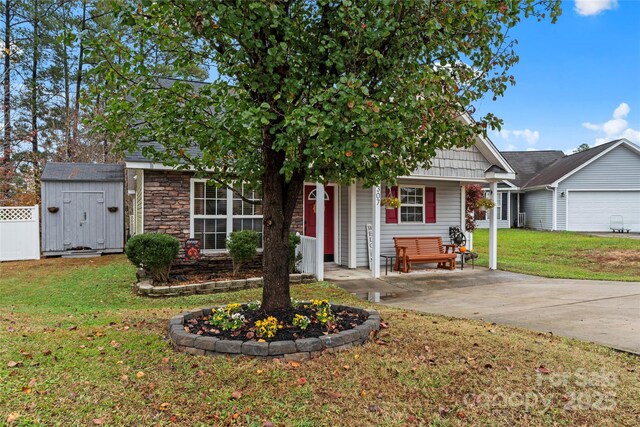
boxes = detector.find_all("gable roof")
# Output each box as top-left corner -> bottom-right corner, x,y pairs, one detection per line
523,139 -> 628,188
41,163 -> 124,182
500,150 -> 565,187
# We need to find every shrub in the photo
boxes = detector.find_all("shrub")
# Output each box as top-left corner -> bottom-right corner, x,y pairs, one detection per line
227,230 -> 260,275
288,233 -> 302,273
125,233 -> 180,283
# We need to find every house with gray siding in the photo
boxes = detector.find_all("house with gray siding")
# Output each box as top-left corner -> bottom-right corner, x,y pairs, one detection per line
478,139 -> 640,233
125,116 -> 515,278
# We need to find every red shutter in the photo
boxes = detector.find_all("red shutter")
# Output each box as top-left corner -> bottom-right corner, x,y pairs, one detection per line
425,187 -> 436,223
385,186 -> 398,224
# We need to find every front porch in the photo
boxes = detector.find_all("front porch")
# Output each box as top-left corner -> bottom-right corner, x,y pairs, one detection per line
298,176 -> 506,280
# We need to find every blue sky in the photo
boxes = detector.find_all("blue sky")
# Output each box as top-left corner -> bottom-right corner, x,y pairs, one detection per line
476,0 -> 640,154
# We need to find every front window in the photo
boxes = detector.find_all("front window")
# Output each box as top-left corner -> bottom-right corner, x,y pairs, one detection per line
191,181 -> 263,251
400,187 -> 424,223
193,182 -> 228,250
232,184 -> 263,248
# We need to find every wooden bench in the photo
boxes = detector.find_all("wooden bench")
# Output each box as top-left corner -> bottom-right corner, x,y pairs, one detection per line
393,236 -> 456,272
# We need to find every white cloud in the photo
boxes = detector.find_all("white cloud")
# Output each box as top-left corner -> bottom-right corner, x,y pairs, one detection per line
495,128 -> 540,148
581,102 -> 640,145
575,0 -> 617,16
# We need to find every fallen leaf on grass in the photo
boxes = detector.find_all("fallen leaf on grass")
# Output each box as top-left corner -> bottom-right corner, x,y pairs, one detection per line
342,365 -> 350,370
6,413 -> 20,424
354,353 -> 360,360
289,361 -> 300,368
256,369 -> 263,374
161,357 -> 170,364
19,350 -> 32,359
326,391 -> 343,399
136,371 -> 145,378
506,363 -> 515,372
21,387 -> 31,394
230,390 -> 242,400
367,405 -> 382,412
262,422 -> 275,427
28,378 -> 37,387
68,326 -> 77,331
42,350 -> 52,356
7,361 -> 22,368
297,377 -> 307,385
92,417 -> 105,425
110,340 -> 121,348
158,402 -> 170,411
535,365 -> 550,375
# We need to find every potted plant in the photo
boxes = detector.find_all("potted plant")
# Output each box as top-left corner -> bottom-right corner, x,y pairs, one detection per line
476,197 -> 496,212
380,196 -> 401,209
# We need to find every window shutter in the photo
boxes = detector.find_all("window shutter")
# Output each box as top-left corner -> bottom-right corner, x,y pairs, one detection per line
425,187 -> 436,223
385,186 -> 398,224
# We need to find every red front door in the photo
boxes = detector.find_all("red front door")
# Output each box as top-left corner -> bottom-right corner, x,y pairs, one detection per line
304,185 -> 334,262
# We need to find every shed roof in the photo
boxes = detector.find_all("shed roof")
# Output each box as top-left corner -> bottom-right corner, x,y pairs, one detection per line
41,163 -> 125,182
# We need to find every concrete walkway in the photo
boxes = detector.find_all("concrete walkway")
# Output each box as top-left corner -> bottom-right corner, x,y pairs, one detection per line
326,267 -> 640,355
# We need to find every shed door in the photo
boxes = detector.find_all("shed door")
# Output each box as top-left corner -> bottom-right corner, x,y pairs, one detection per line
567,191 -> 640,232
63,192 -> 106,250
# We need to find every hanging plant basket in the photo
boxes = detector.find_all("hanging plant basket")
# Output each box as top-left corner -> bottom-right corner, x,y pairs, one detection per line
108,206 -> 119,213
380,197 -> 401,209
476,197 -> 495,212
47,207 -> 59,213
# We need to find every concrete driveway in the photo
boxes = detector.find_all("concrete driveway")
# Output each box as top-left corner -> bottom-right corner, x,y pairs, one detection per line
327,268 -> 640,354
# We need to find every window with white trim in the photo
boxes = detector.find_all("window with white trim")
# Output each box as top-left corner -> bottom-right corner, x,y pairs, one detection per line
193,182 -> 228,250
232,184 -> 263,248
191,181 -> 263,251
399,186 -> 424,223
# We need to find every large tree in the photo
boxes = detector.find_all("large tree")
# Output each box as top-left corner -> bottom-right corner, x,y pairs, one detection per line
92,0 -> 560,311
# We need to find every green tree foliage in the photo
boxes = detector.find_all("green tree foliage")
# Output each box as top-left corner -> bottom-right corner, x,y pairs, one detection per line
574,143 -> 590,153
92,0 -> 561,310
125,233 -> 180,283
226,230 -> 260,275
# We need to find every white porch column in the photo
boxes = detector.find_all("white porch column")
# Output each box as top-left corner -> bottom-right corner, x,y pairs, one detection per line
315,183 -> 325,281
372,185 -> 381,278
488,181 -> 498,270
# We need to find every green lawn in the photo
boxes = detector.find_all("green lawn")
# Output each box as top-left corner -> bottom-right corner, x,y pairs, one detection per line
1,256 -> 639,426
473,229 -> 640,281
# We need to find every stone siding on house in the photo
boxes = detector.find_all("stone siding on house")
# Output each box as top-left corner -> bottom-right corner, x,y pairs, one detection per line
141,170 -> 304,274
143,170 -> 192,242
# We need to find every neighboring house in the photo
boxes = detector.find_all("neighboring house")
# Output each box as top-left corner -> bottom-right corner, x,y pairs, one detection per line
125,119 -> 515,279
477,138 -> 640,232
476,150 -> 564,229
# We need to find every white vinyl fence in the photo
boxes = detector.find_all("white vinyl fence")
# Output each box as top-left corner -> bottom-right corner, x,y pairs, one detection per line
0,206 -> 40,261
295,234 -> 317,276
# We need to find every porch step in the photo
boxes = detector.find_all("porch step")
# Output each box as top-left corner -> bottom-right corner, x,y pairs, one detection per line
61,250 -> 103,259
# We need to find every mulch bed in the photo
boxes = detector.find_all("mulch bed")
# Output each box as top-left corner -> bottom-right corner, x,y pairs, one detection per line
168,269 -> 263,285
185,306 -> 368,342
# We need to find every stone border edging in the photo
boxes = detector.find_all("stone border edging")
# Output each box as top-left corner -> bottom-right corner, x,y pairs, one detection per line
168,303 -> 380,361
134,273 -> 316,297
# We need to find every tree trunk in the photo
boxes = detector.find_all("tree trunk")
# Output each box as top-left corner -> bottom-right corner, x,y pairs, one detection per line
30,0 -> 39,161
260,135 -> 305,312
63,28 -> 71,160
3,0 -> 11,165
71,0 -> 86,148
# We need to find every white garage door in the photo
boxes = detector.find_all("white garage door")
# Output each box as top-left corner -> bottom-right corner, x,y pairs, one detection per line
567,191 -> 640,232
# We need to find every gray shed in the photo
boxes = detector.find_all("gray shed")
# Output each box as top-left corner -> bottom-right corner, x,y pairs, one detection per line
41,163 -> 125,256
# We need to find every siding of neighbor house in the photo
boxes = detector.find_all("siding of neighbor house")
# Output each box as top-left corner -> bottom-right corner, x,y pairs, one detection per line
353,179 -> 463,268
476,190 -> 512,229
412,146 -> 492,180
42,180 -> 124,252
522,189 -> 553,230
556,144 -> 640,230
